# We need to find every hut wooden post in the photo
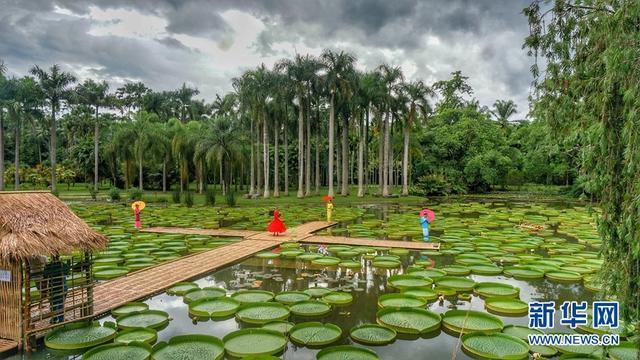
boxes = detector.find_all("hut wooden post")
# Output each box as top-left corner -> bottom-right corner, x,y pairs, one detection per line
0,259 -> 23,351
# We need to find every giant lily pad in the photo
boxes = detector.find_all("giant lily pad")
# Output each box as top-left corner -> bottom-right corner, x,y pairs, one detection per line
305,287 -> 333,298
350,324 -> 396,345
442,310 -> 503,335
182,287 -> 226,303
545,271 -> 582,282
462,333 -> 529,360
474,282 -> 520,298
504,267 -> 545,280
151,334 -> 224,360
312,257 -> 342,266
290,300 -> 332,317
45,321 -> 117,350
114,328 -> 157,345
387,274 -> 433,289
275,291 -> 311,304
262,321 -> 295,334
377,293 -> 426,308
223,329 -> 287,358
167,282 -> 199,295
435,276 -> 475,292
322,291 -> 353,305
82,342 -> 152,360
608,342 -> 639,360
289,322 -> 342,346
235,302 -> 290,324
231,290 -> 275,303
94,267 -> 129,280
117,310 -> 170,330
484,297 -> 528,316
316,345 -> 380,360
188,297 -> 240,318
376,307 -> 441,334
112,302 -> 149,317
401,287 -> 438,301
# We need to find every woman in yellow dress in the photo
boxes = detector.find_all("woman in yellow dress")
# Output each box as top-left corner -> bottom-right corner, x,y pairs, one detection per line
325,197 -> 334,222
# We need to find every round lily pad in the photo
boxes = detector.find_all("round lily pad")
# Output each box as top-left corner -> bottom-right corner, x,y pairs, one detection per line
339,260 -> 362,269
435,276 -> 475,292
545,271 -> 582,282
462,333 -> 529,360
167,282 -> 199,295
275,291 -> 311,304
387,274 -> 433,290
372,259 -> 401,269
376,307 -> 441,334
82,342 -> 152,360
441,265 -> 471,276
468,264 -> 503,275
289,322 -> 342,346
117,310 -> 170,330
256,252 -> 280,259
289,300 -> 332,317
223,329 -> 287,358
94,267 -> 129,280
298,253 -> 322,261
608,342 -> 639,360
484,297 -> 528,315
474,282 -> 520,298
350,324 -> 397,345
188,297 -> 240,318
504,267 -> 544,280
183,287 -> 226,303
312,257 -> 341,266
112,302 -> 149,317
45,322 -> 117,350
316,345 -> 380,360
322,292 -> 353,305
114,328 -> 157,344
151,334 -> 224,360
231,290 -> 275,303
235,302 -> 290,324
501,325 -> 557,357
377,293 -> 426,308
442,310 -> 503,335
262,321 -> 295,334
401,287 -> 438,301
304,287 -> 332,298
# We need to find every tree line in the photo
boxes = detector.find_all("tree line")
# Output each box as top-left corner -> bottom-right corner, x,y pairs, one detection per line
0,51 -> 576,197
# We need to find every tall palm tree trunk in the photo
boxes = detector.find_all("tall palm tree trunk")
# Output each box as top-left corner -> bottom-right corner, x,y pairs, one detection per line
249,118 -> 255,195
328,93 -> 335,197
402,122 -> 410,196
274,117 -> 280,197
297,97 -> 304,198
50,108 -> 57,192
262,111 -> 270,198
364,108 -> 370,195
382,112 -> 390,196
341,115 -> 349,195
315,103 -> 320,194
378,112 -> 385,195
14,116 -> 21,189
305,106 -> 311,196
336,134 -> 341,190
257,122 -> 262,194
358,110 -> 365,197
92,107 -> 100,192
138,153 -> 143,191
284,124 -> 289,196
162,160 -> 167,192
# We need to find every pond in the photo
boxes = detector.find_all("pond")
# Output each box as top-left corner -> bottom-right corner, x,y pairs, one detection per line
9,199 -> 637,360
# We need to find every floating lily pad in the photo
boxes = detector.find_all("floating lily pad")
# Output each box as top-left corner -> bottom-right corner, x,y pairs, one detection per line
485,297 -> 528,315
372,259 -> 401,269
474,282 -> 520,298
435,276 -> 475,292
289,322 -> 342,346
256,252 -> 280,259
442,310 -> 503,335
377,293 -> 426,308
339,260 -> 362,269
188,297 -> 240,318
441,265 -> 471,276
316,345 -> 380,360
231,290 -> 275,303
117,310 -> 170,329
112,302 -> 149,318
312,257 -> 342,266
350,324 -> 397,345
545,271 -> 582,282
114,328 -> 157,344
94,267 -> 129,280
167,282 -> 199,295
235,302 -> 290,324
607,342 -> 639,360
322,291 -> 353,305
275,291 -> 311,304
183,287 -> 226,303
289,300 -> 332,317
462,333 -> 529,360
223,329 -> 287,358
82,342 -> 152,360
151,334 -> 224,360
262,321 -> 295,334
376,307 -> 441,334
401,287 -> 438,301
305,287 -> 332,298
468,264 -> 503,275
504,267 -> 545,280
45,321 -> 117,350
387,274 -> 433,290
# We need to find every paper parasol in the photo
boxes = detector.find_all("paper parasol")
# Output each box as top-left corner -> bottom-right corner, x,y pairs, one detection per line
322,195 -> 334,202
419,208 -> 435,222
131,201 -> 146,210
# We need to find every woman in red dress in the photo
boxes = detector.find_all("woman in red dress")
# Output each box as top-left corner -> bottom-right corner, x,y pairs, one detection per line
267,209 -> 287,235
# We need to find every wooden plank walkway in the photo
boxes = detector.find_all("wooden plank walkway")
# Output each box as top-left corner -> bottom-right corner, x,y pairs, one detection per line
91,239 -> 284,317
142,227 -> 259,238
0,339 -> 18,355
302,235 -> 440,250
247,221 -> 337,242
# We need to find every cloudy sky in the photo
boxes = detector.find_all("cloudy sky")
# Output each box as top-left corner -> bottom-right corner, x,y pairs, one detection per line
1,0 -> 535,115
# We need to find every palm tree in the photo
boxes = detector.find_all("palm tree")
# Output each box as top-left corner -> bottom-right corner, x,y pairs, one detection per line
196,116 -> 242,195
321,49 -> 356,197
10,77 -> 43,190
30,64 -> 76,192
377,64 -> 404,196
75,79 -> 110,191
170,118 -> 200,192
176,83 -> 200,123
0,62 -> 8,191
491,99 -> 517,129
400,80 -> 433,196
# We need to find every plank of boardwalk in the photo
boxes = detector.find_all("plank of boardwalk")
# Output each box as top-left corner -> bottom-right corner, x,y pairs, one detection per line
0,339 -> 18,355
142,226 -> 260,238
92,239 -> 283,317
301,235 -> 441,250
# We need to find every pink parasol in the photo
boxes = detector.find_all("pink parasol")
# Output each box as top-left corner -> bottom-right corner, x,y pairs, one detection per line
322,195 -> 334,202
419,208 -> 436,222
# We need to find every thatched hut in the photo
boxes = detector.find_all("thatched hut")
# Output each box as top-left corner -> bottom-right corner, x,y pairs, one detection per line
0,191 -> 107,351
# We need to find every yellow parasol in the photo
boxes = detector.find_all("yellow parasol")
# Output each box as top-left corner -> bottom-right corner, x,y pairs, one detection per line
131,201 -> 146,211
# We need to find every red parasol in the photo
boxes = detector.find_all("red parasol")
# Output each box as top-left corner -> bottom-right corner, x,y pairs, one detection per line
419,208 -> 436,223
322,195 -> 334,202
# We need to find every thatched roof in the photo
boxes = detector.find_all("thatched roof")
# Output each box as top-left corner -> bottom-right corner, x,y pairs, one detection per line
0,192 -> 108,260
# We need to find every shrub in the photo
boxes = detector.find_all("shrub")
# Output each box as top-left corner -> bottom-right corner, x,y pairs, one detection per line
128,188 -> 143,201
183,191 -> 194,208
89,188 -> 98,201
172,188 -> 181,204
205,187 -> 216,206
108,187 -> 121,201
409,174 -> 466,196
225,191 -> 236,207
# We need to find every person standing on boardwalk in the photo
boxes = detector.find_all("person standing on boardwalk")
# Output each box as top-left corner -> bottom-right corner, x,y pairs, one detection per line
267,209 -> 287,235
132,201 -> 145,229
419,208 -> 435,242
324,196 -> 334,223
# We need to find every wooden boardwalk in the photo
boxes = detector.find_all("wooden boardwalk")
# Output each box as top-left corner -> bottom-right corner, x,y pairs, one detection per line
92,239 -> 284,317
302,235 -> 440,250
142,227 -> 259,238
0,339 -> 18,355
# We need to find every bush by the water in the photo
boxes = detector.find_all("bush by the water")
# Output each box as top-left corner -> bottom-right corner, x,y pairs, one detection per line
225,191 -> 236,207
183,191 -> 194,208
410,174 -> 466,196
107,187 -> 121,201
128,188 -> 143,201
205,187 -> 216,206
